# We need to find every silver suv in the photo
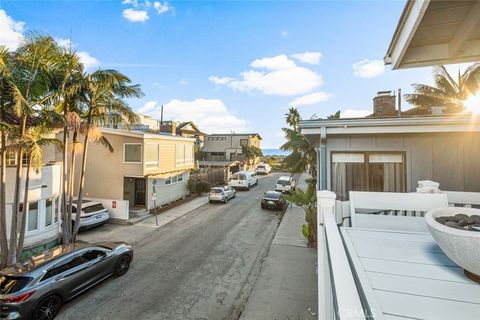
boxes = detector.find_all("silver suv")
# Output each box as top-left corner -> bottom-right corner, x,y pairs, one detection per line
0,242 -> 133,320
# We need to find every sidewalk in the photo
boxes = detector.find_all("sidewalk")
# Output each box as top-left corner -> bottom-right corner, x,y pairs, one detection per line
240,197 -> 318,319
77,196 -> 209,245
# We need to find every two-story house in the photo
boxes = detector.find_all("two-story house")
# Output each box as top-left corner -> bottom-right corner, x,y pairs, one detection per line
198,133 -> 262,180
202,133 -> 262,162
75,128 -> 195,218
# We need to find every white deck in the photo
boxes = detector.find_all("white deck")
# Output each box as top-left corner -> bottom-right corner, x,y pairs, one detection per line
341,227 -> 480,320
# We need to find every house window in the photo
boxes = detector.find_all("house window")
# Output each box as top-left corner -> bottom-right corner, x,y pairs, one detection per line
240,139 -> 249,147
45,199 -> 53,227
176,144 -> 186,166
5,153 -> 29,166
145,144 -> 159,169
165,173 -> 184,185
27,202 -> 39,232
185,145 -> 193,164
331,152 -> 406,201
124,144 -> 142,163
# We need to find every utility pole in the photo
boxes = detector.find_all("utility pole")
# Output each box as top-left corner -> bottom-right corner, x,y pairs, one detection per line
160,105 -> 164,125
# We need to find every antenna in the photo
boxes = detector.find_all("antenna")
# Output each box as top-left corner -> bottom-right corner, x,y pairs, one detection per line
398,88 -> 402,116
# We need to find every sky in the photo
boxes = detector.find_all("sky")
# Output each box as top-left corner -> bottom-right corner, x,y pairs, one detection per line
1,0 -> 479,148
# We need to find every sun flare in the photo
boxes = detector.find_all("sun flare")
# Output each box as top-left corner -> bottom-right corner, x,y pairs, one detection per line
465,94 -> 480,114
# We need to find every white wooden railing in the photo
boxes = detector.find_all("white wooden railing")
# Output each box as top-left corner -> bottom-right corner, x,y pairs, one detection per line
318,191 -> 367,320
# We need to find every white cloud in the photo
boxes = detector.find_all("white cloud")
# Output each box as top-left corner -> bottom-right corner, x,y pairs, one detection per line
290,92 -> 331,106
179,78 -> 189,85
0,10 -> 25,50
77,51 -> 100,69
280,30 -> 288,37
209,76 -> 235,85
122,0 -> 139,5
352,59 -> 385,78
55,37 -> 74,50
153,1 -> 171,14
210,54 -> 323,96
291,52 -> 323,65
251,55 -> 296,70
137,99 -> 249,133
123,8 -> 149,22
340,109 -> 371,118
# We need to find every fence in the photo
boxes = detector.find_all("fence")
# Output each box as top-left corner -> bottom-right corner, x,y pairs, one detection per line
192,170 -> 226,187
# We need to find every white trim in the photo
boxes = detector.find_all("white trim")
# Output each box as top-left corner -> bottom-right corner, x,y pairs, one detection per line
385,0 -> 430,69
123,143 -> 142,164
101,127 -> 195,142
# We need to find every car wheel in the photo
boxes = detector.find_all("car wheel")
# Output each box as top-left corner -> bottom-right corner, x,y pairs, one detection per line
233,192 -> 236,198
114,254 -> 132,277
33,295 -> 62,320
224,198 -> 228,204
247,184 -> 250,191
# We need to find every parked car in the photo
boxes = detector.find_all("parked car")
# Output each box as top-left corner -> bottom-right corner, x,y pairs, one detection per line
0,242 -> 133,320
256,163 -> 271,175
228,171 -> 257,190
261,191 -> 287,211
209,186 -> 236,203
71,200 -> 109,231
274,176 -> 295,193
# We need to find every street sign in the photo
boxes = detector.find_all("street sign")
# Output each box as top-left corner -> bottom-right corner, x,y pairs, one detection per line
152,179 -> 157,186
151,192 -> 156,200
112,200 -> 116,209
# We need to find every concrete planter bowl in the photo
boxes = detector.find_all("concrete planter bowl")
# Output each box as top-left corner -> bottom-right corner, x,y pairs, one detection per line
425,207 -> 480,282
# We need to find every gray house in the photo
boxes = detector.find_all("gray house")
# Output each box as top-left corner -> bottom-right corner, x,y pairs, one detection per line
300,114 -> 480,199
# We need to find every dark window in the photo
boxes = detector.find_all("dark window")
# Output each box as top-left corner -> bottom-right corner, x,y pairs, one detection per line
0,276 -> 32,294
265,192 -> 281,199
82,250 -> 106,262
43,255 -> 87,281
276,180 -> 291,186
240,139 -> 248,146
210,189 -> 223,194
83,204 -> 105,214
331,152 -> 406,200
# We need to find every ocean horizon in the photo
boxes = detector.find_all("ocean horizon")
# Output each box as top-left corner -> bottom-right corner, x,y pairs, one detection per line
262,148 -> 290,156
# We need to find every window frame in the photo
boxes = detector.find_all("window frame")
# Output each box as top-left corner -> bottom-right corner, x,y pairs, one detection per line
123,143 -> 142,164
330,151 -> 407,198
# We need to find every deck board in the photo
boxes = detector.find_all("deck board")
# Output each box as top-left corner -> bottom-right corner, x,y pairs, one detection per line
341,227 -> 480,320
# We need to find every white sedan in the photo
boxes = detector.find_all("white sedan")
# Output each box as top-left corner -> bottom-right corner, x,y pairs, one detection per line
209,186 -> 236,204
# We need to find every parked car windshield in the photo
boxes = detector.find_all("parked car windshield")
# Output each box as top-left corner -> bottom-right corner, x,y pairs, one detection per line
0,275 -> 32,294
211,189 -> 223,194
265,192 -> 281,199
257,165 -> 265,169
233,174 -> 246,180
83,204 -> 106,214
276,180 -> 291,186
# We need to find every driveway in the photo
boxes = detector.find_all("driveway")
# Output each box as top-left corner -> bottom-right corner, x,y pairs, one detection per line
57,173 -> 285,320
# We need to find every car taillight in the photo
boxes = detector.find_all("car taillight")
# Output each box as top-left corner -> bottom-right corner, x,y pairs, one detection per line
1,291 -> 36,303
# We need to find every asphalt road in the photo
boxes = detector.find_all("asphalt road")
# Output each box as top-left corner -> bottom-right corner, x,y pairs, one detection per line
57,173 -> 285,320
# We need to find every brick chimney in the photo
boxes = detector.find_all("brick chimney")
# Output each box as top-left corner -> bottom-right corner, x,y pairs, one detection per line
373,91 -> 396,117
170,121 -> 177,136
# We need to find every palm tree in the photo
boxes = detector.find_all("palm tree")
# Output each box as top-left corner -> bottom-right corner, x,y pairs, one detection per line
4,35 -> 57,264
49,46 -> 83,244
284,184 -> 317,246
405,64 -> 480,114
71,70 -> 142,240
281,107 -> 317,182
285,107 -> 301,131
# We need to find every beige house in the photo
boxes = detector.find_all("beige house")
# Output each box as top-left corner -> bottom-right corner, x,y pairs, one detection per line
202,133 -> 262,162
76,128 -> 195,215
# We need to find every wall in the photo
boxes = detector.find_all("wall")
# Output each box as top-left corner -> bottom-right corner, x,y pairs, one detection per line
146,172 -> 190,209
85,197 -> 130,222
325,132 -> 480,192
74,133 -> 144,200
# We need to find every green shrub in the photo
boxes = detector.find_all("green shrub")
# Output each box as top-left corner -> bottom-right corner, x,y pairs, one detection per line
197,181 -> 211,194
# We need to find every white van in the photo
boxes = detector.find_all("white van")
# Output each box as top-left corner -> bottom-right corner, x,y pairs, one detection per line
274,176 -> 295,193
256,163 -> 271,175
229,171 -> 257,190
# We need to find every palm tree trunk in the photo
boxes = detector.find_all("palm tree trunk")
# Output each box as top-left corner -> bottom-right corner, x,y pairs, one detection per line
8,115 -> 27,265
66,129 -> 78,236
61,105 -> 70,244
16,154 -> 31,259
72,127 -> 89,240
0,96 -> 9,267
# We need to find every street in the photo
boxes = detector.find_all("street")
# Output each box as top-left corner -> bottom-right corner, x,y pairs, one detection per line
57,173 -> 285,320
